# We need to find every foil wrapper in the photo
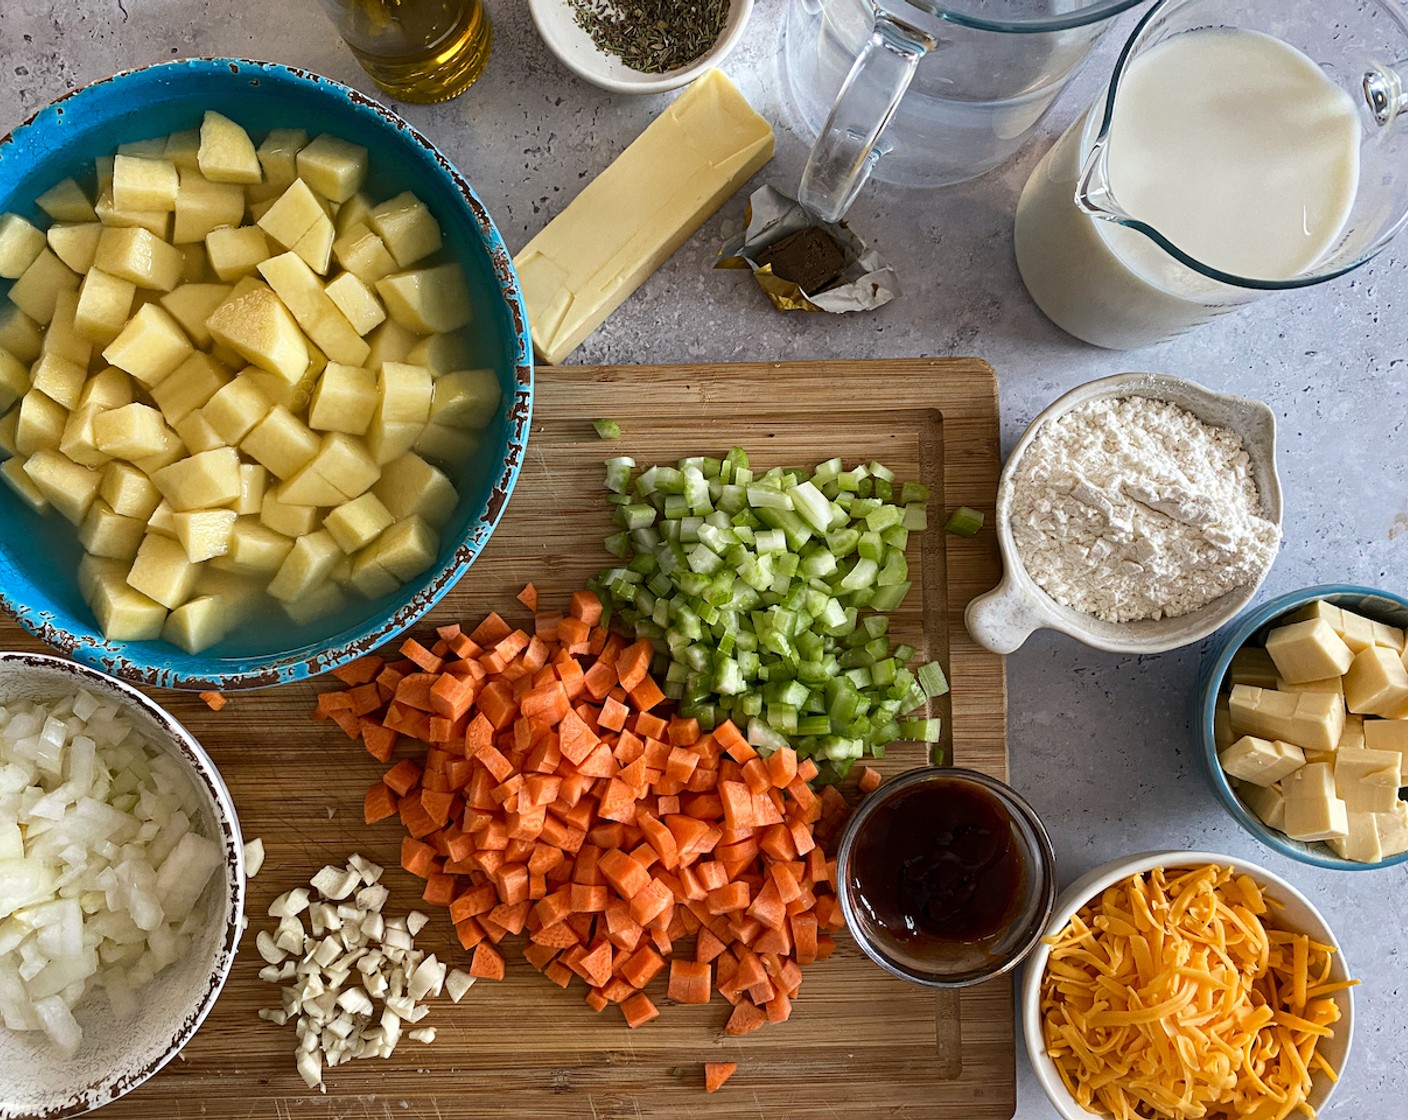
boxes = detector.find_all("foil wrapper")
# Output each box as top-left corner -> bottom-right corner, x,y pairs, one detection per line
716,185 -> 901,313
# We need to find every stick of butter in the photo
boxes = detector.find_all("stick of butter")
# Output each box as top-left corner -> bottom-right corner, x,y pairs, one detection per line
514,70 -> 775,365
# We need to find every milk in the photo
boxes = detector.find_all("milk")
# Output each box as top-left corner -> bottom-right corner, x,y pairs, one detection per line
1015,28 -> 1361,349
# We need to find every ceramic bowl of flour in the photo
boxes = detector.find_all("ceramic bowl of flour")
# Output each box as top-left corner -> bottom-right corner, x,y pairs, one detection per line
966,373 -> 1282,655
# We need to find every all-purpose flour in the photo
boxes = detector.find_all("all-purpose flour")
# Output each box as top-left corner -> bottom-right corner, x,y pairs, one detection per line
1008,396 -> 1280,623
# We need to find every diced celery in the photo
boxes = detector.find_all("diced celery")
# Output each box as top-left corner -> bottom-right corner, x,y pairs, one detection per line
593,418 -> 622,440
944,506 -> 985,537
917,660 -> 949,698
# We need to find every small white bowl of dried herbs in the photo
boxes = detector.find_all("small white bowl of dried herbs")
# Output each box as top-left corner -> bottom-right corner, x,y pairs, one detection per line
528,0 -> 755,94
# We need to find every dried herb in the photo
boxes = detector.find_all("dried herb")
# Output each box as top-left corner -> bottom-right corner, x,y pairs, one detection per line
569,0 -> 730,74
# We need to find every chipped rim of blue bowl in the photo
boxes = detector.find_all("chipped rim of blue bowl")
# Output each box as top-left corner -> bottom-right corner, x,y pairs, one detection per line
1194,584 -> 1408,871
0,58 -> 533,693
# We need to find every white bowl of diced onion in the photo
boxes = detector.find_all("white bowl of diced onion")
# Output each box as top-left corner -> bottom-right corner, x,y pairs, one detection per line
0,652 -> 244,1119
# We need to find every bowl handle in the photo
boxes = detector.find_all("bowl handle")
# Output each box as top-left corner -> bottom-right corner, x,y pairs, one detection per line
965,577 -> 1047,654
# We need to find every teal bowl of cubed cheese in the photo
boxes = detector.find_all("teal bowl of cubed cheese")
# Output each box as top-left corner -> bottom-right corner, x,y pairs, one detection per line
0,59 -> 532,691
1195,585 -> 1408,870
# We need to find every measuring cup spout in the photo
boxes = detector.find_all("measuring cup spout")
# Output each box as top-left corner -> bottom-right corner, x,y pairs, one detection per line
1364,59 -> 1408,126
1073,137 -> 1132,223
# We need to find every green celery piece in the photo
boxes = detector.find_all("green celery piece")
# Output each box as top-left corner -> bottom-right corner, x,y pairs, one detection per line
944,506 -> 985,537
918,660 -> 950,698
593,418 -> 622,440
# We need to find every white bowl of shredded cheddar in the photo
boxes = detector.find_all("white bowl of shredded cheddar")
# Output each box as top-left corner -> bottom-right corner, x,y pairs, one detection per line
1021,852 -> 1355,1120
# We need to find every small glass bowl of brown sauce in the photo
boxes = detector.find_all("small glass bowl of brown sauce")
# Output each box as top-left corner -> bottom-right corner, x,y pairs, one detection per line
837,768 -> 1057,988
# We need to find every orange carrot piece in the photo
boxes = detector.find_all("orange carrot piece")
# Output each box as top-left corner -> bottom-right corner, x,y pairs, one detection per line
857,766 -> 883,794
667,959 -> 711,1005
724,1000 -> 767,1036
517,582 -> 539,611
332,655 -> 383,686
470,942 -> 506,980
364,782 -> 398,824
199,690 -> 227,712
620,992 -> 659,1029
383,759 -> 423,797
627,675 -> 665,712
705,1062 -> 738,1093
568,589 -> 603,626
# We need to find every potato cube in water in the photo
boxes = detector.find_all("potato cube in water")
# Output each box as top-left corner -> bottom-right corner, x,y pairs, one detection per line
260,492 -> 319,538
172,170 -> 245,245
376,264 -> 472,334
235,463 -> 268,516
151,352 -> 231,424
9,249 -> 79,325
257,180 -> 326,250
22,449 -> 100,525
368,192 -> 442,268
206,287 -> 309,384
89,571 -> 167,641
197,111 -> 262,185
47,222 -> 104,274
160,283 -> 232,349
374,453 -> 457,525
126,532 -> 199,609
79,500 -> 147,561
0,349 -> 28,411
75,268 -> 138,345
172,410 -> 226,455
268,529 -> 342,602
324,492 -> 393,553
112,155 -> 180,213
79,368 -> 135,411
163,594 -> 232,653
297,134 -> 369,204
93,226 -> 184,292
324,272 -> 385,337
102,304 -> 193,387
1,456 -> 49,513
0,213 -> 49,278
308,363 -> 377,435
36,178 -> 96,224
59,403 -> 111,468
28,353 -> 86,411
291,213 -> 335,275
241,405 -> 319,479
16,390 -> 69,457
101,462 -> 161,519
332,223 -> 398,285
173,508 -> 238,563
212,518 -> 293,575
203,373 -> 274,445
431,368 -> 501,429
256,129 -> 308,191
205,226 -> 272,282
152,446 -> 242,510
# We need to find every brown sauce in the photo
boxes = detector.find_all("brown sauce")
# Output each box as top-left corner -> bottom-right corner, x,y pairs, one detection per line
850,779 -> 1026,954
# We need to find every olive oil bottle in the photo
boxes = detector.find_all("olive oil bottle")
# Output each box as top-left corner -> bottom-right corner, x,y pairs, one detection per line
318,0 -> 492,104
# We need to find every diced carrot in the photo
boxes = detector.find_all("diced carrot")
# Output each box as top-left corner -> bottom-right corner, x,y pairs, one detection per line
620,992 -> 659,1029
332,655 -> 383,686
470,942 -> 506,980
400,638 -> 444,674
516,582 -> 539,611
857,765 -> 883,794
364,781 -> 398,824
667,959 -> 711,1005
422,872 -> 457,906
568,589 -> 603,625
627,675 -> 665,712
383,759 -> 422,797
724,1000 -> 767,1036
705,1062 -> 738,1093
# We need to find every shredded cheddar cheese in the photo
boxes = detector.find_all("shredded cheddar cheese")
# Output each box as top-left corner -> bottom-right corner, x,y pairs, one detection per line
1039,865 -> 1355,1120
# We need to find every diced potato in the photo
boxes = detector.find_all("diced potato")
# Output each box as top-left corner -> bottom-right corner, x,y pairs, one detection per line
203,373 -> 275,445
347,545 -> 399,598
257,251 -> 370,366
0,455 -> 48,512
39,290 -> 92,367
297,135 -> 369,204
241,405 -> 319,479
47,222 -> 103,273
93,226 -> 183,291
244,368 -> 300,412
102,303 -> 193,386
89,570 -> 168,641
59,403 -> 110,468
126,532 -> 199,609
36,178 -> 97,224
94,189 -> 171,239
163,129 -> 203,172
308,362 -> 377,434
324,272 -> 386,336
406,332 -> 473,374
159,282 -> 232,348
197,111 -> 262,184
79,499 -> 147,560
235,462 -> 268,516
205,226 -> 272,281
29,353 -> 87,410
117,137 -> 168,159
365,414 -> 423,466
376,264 -> 472,334
74,268 -> 138,344
267,529 -> 342,602
172,409 -> 226,454
96,157 -> 115,196
162,594 -> 232,653
151,351 -> 231,423
0,407 -> 16,457
289,213 -> 333,277
78,553 -> 125,600
335,192 -> 374,236
260,492 -> 320,538
282,581 -> 347,626
172,170 -> 246,244
368,192 -> 443,268
211,517 -> 294,575
100,461 -> 162,519
174,508 -> 238,562
152,446 -> 242,510
206,286 -> 309,383
0,306 -> 43,363
379,362 -> 434,424
256,129 -> 308,191
9,249 -> 80,324
148,499 -> 177,537
0,213 -> 47,279
15,390 -> 68,456
414,420 -> 475,465
324,492 -> 393,553
0,349 -> 26,411
257,180 -> 327,250
277,432 -> 380,506
131,428 -> 187,476
373,452 -> 457,525
331,223 -> 398,283
112,155 -> 180,212
361,515 -> 438,583
22,449 -> 100,524
79,367 -> 135,410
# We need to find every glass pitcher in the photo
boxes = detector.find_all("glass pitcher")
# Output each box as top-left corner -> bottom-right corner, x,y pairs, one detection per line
1014,0 -> 1408,349
786,0 -> 1146,222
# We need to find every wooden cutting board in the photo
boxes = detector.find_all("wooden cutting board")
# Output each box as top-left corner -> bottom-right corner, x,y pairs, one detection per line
0,359 -> 1010,1119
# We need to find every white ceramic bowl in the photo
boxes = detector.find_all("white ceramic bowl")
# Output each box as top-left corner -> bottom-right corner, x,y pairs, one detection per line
527,0 -> 754,94
1021,850 -> 1354,1120
0,653 -> 245,1119
966,372 -> 1282,655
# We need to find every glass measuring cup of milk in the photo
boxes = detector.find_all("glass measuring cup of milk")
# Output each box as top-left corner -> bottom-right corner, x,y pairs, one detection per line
1015,0 -> 1408,349
785,0 -> 1146,222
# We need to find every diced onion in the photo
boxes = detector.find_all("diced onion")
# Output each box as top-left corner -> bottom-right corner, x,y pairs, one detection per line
0,688 -> 222,1057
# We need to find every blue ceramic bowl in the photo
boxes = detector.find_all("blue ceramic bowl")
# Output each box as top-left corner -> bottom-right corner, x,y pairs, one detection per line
0,59 -> 532,691
1194,585 -> 1408,871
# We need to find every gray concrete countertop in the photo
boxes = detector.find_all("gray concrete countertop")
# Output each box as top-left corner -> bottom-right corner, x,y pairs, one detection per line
3,1 -> 1404,1115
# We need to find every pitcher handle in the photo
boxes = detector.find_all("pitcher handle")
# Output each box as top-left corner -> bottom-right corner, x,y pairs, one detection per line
798,9 -> 934,223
